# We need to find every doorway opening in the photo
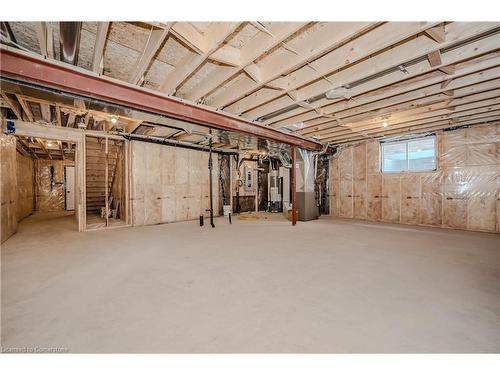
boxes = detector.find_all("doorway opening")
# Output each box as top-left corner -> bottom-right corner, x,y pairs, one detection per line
85,136 -> 128,229
14,135 -> 78,231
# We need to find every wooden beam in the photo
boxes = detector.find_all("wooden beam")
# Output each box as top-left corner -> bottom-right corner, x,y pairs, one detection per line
209,45 -> 241,67
129,23 -> 173,85
0,47 -> 324,151
55,104 -> 62,126
160,22 -> 241,95
92,22 -> 110,73
16,141 -> 30,157
300,72 -> 500,137
317,90 -> 500,140
281,54 -> 500,132
355,111 -> 500,140
170,22 -> 207,55
58,140 -> 65,160
16,95 -> 34,121
67,112 -> 76,127
40,103 -> 51,123
265,24 -> 500,128
74,98 -> 86,110
210,22 -> 378,110
1,92 -> 23,119
427,50 -> 442,67
314,85 -> 500,140
36,138 -> 51,159
441,78 -> 454,89
186,22 -> 309,101
240,22 -> 498,122
424,24 -> 446,43
17,136 -> 38,159
46,24 -> 54,59
83,112 -> 91,128
439,65 -> 456,75
172,130 -> 192,140
321,101 -> 500,142
221,22 -> 449,115
243,63 -> 261,83
36,22 -> 48,58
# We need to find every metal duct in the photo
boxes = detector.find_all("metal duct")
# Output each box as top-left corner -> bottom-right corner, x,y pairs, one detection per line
59,22 -> 82,65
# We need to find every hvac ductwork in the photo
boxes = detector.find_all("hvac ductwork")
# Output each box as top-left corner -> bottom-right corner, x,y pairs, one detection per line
59,22 -> 82,65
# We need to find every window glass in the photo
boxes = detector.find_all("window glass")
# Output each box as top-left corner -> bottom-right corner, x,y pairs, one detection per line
382,142 -> 407,172
381,135 -> 436,172
408,138 -> 436,171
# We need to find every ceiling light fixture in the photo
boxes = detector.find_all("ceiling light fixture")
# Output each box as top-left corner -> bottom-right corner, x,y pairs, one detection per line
111,117 -> 118,124
382,120 -> 389,128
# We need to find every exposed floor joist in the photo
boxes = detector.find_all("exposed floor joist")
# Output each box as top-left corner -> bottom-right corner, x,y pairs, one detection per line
1,21 -> 500,146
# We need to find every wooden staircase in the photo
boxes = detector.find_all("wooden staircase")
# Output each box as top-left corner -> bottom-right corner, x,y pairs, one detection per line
85,138 -> 122,213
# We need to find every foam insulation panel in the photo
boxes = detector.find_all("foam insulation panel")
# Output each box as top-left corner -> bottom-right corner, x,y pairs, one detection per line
35,159 -> 73,212
329,122 -> 500,233
16,151 -> 34,221
130,142 -> 219,226
1,134 -> 17,243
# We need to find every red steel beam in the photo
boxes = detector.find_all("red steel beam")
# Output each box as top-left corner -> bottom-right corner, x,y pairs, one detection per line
0,47 -> 323,151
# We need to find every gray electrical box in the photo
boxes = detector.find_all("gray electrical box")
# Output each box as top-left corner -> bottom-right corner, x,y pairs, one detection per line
244,166 -> 253,192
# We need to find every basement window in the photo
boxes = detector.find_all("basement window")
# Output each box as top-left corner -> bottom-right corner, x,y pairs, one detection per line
381,135 -> 436,173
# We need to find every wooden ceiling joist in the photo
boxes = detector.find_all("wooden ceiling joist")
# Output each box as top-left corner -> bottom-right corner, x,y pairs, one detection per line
321,100 -> 500,143
17,137 -> 38,158
316,88 -> 500,140
209,22 -> 380,111
129,23 -> 173,85
2,21 -> 500,146
185,22 -> 309,102
423,24 -> 447,44
91,22 -> 110,73
268,36 -> 500,135
279,54 -> 500,132
40,102 -> 51,123
16,95 -> 34,122
35,137 -> 52,159
35,22 -> 49,58
301,71 -> 500,138
0,47 -> 323,150
231,22 -> 452,118
247,22 -> 500,122
1,92 -> 23,119
160,22 -> 242,95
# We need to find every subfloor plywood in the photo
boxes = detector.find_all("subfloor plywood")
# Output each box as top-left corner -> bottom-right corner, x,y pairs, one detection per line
2,212 -> 500,353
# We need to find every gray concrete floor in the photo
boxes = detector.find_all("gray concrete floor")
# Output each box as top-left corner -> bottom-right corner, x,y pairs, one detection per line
1,212 -> 499,353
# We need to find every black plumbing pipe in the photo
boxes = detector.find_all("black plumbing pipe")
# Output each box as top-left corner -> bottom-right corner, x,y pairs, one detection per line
208,132 -> 215,228
235,154 -> 241,214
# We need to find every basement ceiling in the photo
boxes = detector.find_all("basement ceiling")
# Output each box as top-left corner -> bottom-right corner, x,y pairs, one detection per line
0,79 -> 291,157
1,21 -> 500,145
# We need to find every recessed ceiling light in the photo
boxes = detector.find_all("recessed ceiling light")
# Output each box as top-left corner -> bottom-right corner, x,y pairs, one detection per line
382,120 -> 389,128
47,142 -> 53,147
111,117 -> 118,124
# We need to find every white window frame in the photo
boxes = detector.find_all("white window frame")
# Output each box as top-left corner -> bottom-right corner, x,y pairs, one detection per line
380,135 -> 437,173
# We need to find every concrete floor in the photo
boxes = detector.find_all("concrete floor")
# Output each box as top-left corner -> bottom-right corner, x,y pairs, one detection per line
1,212 -> 499,353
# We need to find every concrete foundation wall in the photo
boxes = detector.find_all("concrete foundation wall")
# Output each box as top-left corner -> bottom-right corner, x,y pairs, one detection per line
329,122 -> 500,233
